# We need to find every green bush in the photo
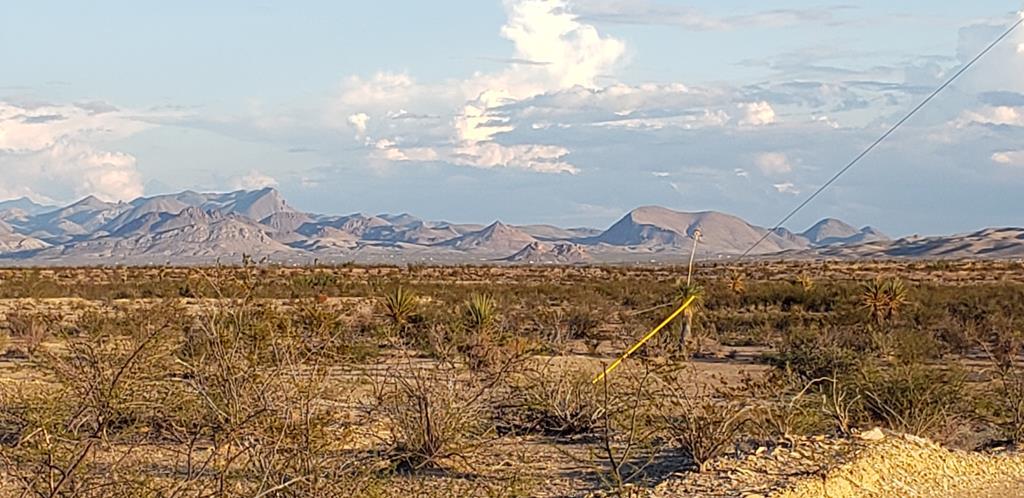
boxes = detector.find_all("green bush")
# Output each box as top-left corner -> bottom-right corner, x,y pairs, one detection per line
769,326 -> 864,383
856,362 -> 965,438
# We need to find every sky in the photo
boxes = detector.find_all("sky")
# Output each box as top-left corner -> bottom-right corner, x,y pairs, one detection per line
1,1 -> 1023,236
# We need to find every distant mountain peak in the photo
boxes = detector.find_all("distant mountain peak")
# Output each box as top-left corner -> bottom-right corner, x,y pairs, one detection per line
70,195 -> 114,209
482,220 -> 514,232
440,220 -> 537,252
505,241 -> 590,263
0,192 -> 1015,265
803,218 -> 889,247
0,196 -> 53,216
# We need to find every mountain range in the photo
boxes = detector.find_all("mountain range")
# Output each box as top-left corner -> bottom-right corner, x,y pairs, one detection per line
0,188 -> 1019,265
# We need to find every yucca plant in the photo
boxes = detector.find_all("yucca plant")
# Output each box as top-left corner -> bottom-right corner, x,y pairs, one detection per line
797,272 -> 815,293
463,293 -> 497,334
380,287 -> 419,331
882,278 -> 909,320
726,270 -> 746,295
862,278 -> 887,325
861,277 -> 909,325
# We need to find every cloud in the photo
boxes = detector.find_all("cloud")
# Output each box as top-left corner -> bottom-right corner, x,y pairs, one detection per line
347,112 -> 370,137
447,0 -> 625,173
955,19 -> 1024,94
329,0 -> 626,175
737,101 -> 777,126
322,0 -> 918,180
338,72 -> 421,109
0,101 -> 148,202
755,152 -> 793,175
992,150 -> 1024,166
453,142 -> 577,174
773,182 -> 800,195
230,170 -> 279,190
39,0 -> 1015,233
979,91 -> 1024,107
572,2 -> 853,31
477,56 -> 552,66
372,139 -> 441,163
958,105 -> 1024,127
497,0 -> 626,91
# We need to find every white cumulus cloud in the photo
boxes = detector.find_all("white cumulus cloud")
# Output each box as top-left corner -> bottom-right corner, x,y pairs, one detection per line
992,150 -> 1024,166
332,0 -> 626,175
453,142 -> 577,174
737,101 -> 777,126
773,182 -> 800,195
0,101 -> 148,202
347,113 -> 370,138
958,105 -> 1024,127
230,170 -> 279,190
755,152 -> 793,175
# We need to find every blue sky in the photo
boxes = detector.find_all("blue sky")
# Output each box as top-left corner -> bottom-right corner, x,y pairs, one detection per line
1,1 -> 1023,235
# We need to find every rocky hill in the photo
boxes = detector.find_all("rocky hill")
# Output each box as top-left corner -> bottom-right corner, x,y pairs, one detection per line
504,242 -> 590,264
0,188 -> 1018,265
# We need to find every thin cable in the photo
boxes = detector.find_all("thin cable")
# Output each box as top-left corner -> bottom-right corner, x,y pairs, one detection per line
739,15 -> 1024,259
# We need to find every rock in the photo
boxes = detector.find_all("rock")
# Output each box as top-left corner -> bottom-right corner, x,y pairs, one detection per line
902,434 -> 930,446
858,427 -> 886,441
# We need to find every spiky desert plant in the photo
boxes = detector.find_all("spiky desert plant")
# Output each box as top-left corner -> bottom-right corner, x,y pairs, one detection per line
380,286 -> 419,331
861,278 -> 888,325
882,278 -> 909,321
727,270 -> 747,295
797,272 -> 815,293
861,277 -> 909,325
463,293 -> 497,334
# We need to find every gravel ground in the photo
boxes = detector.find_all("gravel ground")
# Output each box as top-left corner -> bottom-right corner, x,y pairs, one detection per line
777,431 -> 1024,498
643,429 -> 1024,498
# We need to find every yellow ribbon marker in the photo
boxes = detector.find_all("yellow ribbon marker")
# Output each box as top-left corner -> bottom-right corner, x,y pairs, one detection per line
593,295 -> 697,384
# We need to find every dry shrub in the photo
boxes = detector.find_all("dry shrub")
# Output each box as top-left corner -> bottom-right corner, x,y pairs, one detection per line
1,296 -> 379,497
657,373 -> 751,473
565,309 -> 602,354
975,316 -> 1024,443
502,367 -> 606,436
856,362 -> 964,439
290,299 -> 379,362
743,373 -> 832,445
6,310 -> 53,356
532,308 -> 569,354
770,325 -> 865,383
590,366 -> 665,495
0,305 -> 185,496
373,363 -> 496,470
173,299 -> 379,496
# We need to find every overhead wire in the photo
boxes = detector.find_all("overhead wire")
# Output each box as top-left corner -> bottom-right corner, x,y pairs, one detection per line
739,15 -> 1024,260
594,13 -> 1024,383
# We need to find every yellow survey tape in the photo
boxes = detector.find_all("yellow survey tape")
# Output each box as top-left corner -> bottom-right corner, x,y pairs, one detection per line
592,295 -> 697,384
